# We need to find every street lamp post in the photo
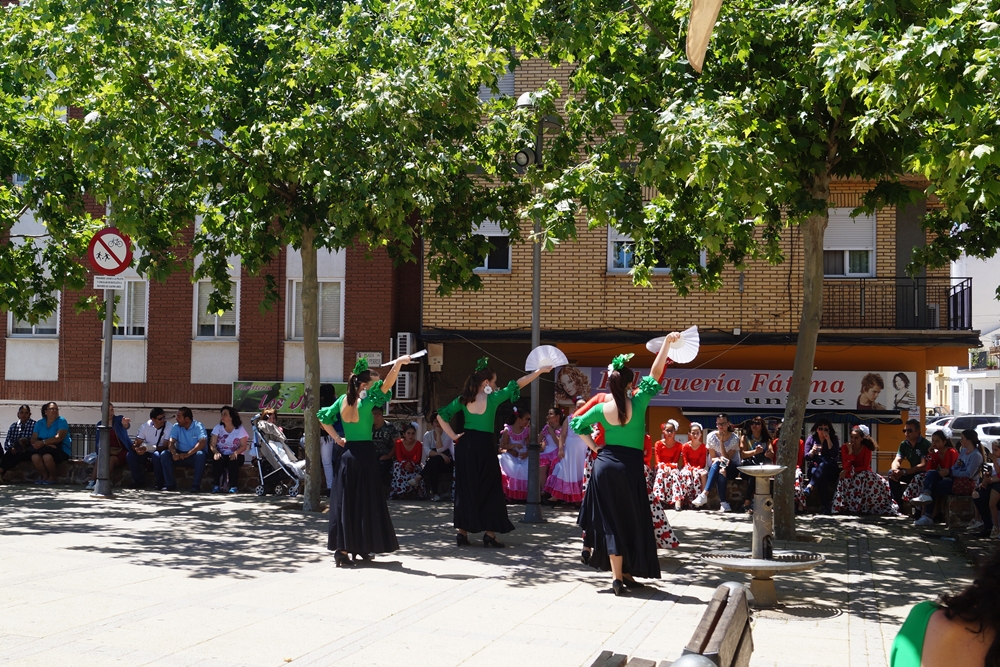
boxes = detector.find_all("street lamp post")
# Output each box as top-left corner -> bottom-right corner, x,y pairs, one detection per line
516,93 -> 560,524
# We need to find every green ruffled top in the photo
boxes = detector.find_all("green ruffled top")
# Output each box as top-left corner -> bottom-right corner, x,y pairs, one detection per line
570,375 -> 663,449
890,600 -> 939,667
317,380 -> 392,442
438,380 -> 520,433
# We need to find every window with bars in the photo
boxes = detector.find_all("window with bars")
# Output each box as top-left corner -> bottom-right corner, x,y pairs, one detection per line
196,281 -> 237,338
112,281 -> 147,337
10,294 -> 59,336
289,281 -> 343,339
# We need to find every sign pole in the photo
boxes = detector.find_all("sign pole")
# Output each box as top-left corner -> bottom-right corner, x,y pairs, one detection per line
92,288 -> 115,498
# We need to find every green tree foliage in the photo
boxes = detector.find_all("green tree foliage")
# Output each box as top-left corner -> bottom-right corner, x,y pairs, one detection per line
0,0 -> 538,509
526,0 -> 1000,536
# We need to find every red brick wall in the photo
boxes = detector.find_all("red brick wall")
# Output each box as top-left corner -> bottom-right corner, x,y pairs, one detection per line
239,247 -> 286,380
345,245 -> 394,365
58,196 -> 106,382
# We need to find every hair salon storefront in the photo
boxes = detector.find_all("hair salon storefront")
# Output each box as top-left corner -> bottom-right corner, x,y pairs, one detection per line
554,338 -> 972,472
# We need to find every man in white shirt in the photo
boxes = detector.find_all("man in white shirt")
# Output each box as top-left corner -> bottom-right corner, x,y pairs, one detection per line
128,407 -> 172,490
693,413 -> 742,511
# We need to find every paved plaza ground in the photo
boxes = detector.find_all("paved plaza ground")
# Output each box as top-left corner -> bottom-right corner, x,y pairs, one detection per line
0,486 -> 979,667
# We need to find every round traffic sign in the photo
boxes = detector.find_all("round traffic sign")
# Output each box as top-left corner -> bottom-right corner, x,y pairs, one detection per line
87,228 -> 133,276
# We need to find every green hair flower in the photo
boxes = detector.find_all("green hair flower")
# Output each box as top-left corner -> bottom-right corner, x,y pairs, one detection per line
607,353 -> 634,372
475,356 -> 489,372
352,357 -> 369,375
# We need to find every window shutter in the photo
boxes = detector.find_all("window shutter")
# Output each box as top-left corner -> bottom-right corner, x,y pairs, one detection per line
197,283 -> 215,335
128,281 -> 146,335
319,282 -> 341,337
293,282 -> 304,339
824,208 -> 876,250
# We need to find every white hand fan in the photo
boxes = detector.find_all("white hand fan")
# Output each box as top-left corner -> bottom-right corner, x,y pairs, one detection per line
525,345 -> 569,372
380,349 -> 427,367
645,325 -> 700,364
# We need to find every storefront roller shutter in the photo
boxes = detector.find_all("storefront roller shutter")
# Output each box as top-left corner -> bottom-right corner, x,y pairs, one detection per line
824,208 -> 876,250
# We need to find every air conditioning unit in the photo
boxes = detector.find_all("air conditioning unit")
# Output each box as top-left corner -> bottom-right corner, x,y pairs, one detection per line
925,304 -> 940,329
396,332 -> 415,358
396,371 -> 416,399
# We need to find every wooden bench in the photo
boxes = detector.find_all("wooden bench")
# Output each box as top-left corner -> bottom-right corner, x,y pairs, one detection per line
589,582 -> 752,667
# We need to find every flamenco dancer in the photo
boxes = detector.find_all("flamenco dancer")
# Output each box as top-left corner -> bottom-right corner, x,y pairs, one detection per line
544,398 -> 589,505
318,354 -> 411,567
437,358 -> 551,548
498,406 -> 531,501
571,332 -> 681,595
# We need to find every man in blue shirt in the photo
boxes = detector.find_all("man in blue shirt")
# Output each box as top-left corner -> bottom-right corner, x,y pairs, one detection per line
160,407 -> 208,492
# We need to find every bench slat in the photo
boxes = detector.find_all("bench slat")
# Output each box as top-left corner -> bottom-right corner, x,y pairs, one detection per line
730,621 -> 754,667
683,585 -> 730,655
703,586 -> 749,667
590,650 -> 629,667
624,659 -> 657,667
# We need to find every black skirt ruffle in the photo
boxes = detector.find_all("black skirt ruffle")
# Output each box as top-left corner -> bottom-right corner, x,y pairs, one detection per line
453,429 -> 515,534
578,445 -> 661,579
328,440 -> 399,554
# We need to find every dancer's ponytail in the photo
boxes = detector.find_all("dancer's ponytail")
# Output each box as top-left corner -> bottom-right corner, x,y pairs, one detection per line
608,367 -> 634,425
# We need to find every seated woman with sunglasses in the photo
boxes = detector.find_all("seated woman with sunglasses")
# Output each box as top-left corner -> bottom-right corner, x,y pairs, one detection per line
831,425 -> 898,515
803,419 -> 841,513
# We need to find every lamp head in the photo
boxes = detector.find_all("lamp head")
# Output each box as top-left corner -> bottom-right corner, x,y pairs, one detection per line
514,147 -> 536,167
516,92 -> 537,109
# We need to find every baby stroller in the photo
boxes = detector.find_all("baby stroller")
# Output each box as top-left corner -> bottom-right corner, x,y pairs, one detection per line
252,415 -> 306,497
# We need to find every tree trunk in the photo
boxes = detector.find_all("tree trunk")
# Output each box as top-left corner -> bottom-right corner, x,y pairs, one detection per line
773,172 -> 831,540
301,227 -> 323,512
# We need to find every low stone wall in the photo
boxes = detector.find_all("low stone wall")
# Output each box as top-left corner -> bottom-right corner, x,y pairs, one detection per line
1,459 -> 267,493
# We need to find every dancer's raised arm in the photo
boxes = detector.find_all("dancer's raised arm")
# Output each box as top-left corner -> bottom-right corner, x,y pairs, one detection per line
516,366 -> 553,389
650,332 -> 681,382
380,355 -> 412,393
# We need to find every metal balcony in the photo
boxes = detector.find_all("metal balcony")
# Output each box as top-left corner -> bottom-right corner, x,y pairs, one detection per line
821,277 -> 972,330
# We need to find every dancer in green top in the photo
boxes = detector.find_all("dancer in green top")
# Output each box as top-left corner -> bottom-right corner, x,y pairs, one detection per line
318,353 -> 410,567
571,331 -> 680,596
437,358 -> 551,548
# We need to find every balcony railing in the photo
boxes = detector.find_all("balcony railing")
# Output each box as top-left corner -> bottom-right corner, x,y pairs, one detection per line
821,277 -> 972,330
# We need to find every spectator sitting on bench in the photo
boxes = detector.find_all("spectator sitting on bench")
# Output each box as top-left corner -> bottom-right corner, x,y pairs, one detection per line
803,419 -> 841,513
209,406 -> 249,494
890,418 -> 931,504
30,402 -> 72,485
971,441 -> 1000,538
129,407 -> 172,489
914,429 -> 982,526
86,404 -> 131,490
160,407 -> 208,492
831,425 -> 898,515
389,423 -> 423,499
0,405 -> 36,480
414,413 -> 454,501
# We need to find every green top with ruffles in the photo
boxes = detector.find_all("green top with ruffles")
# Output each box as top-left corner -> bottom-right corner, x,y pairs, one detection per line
890,600 -> 939,667
316,380 -> 391,442
438,380 -> 520,433
570,375 -> 663,449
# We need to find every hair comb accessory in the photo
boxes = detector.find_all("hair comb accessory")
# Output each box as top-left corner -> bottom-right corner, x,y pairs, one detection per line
475,356 -> 489,372
856,424 -> 870,437
607,353 -> 635,373
353,357 -> 369,375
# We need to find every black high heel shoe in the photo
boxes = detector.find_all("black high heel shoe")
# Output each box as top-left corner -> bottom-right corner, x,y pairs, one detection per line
334,551 -> 353,568
456,533 -> 471,547
622,576 -> 644,589
581,549 -> 591,565
483,534 -> 505,548
612,579 -> 625,596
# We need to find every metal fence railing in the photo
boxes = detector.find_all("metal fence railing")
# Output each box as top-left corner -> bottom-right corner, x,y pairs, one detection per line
821,277 -> 972,330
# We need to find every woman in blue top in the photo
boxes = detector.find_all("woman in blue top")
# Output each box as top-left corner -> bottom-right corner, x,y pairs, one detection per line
437,358 -> 551,548
30,401 -> 72,485
571,332 -> 680,596
318,354 -> 410,567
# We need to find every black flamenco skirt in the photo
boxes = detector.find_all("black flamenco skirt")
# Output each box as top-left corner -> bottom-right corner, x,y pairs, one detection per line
578,445 -> 661,579
453,429 -> 515,534
328,440 -> 399,554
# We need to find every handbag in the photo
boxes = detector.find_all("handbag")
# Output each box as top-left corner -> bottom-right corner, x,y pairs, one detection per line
952,476 -> 976,496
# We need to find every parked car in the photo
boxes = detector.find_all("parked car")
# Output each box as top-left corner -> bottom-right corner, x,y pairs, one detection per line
924,416 -> 953,440
975,423 -> 1000,450
944,415 -> 1000,446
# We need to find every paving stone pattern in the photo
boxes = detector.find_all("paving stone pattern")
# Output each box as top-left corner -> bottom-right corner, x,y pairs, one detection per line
0,487 -> 979,667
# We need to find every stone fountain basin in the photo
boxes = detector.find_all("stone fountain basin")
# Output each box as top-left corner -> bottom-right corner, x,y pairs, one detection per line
737,464 -> 786,477
701,550 -> 826,575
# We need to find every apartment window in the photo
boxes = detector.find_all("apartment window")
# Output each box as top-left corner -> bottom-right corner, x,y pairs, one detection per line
196,281 -> 237,338
478,70 -> 515,102
112,281 -> 147,337
10,294 -> 59,336
473,222 -> 511,273
608,227 -> 672,273
823,209 -> 875,277
289,281 -> 343,339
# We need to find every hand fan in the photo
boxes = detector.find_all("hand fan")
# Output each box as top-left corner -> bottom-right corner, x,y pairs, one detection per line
525,345 -> 569,372
645,325 -> 700,364
380,349 -> 427,367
